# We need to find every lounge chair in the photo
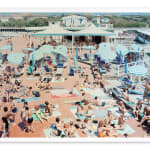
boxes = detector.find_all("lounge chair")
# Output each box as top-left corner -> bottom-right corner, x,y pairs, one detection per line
69,67 -> 74,76
15,68 -> 24,77
2,54 -> 8,62
56,68 -> 63,76
44,66 -> 52,73
84,53 -> 89,61
57,62 -> 64,68
98,65 -> 106,74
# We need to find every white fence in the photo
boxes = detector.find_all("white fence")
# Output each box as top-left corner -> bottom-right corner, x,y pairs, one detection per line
116,58 -> 150,77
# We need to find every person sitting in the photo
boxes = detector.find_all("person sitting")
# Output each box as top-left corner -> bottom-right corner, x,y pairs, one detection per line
104,110 -> 117,127
26,87 -> 32,96
133,100 -> 143,119
97,120 -> 112,137
143,79 -> 150,105
80,118 -> 91,134
67,122 -> 75,137
44,101 -> 53,116
119,101 -> 126,116
121,88 -> 133,103
52,117 -> 63,137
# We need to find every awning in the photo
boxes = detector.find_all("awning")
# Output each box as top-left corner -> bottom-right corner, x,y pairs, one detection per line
31,25 -> 115,36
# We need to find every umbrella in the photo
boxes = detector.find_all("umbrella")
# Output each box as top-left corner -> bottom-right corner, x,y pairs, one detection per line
130,44 -> 141,53
22,48 -> 34,54
29,50 -> 44,61
39,45 -> 54,55
7,53 -> 24,65
95,43 -> 116,61
52,45 -> 67,59
83,45 -> 96,50
0,45 -> 11,51
116,44 -> 129,56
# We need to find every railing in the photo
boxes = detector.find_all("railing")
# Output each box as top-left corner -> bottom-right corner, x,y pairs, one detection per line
116,57 -> 150,76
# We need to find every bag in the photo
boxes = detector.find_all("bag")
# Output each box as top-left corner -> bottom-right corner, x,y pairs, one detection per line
32,91 -> 40,97
98,131 -> 105,137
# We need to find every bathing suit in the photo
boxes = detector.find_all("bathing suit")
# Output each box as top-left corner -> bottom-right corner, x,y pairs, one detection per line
27,117 -> 33,124
12,107 -> 18,113
2,117 -> 9,133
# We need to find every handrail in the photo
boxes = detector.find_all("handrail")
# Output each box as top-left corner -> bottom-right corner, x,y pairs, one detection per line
116,58 -> 150,76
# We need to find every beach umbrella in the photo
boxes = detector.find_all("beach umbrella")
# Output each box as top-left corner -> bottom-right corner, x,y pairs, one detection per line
22,48 -> 34,54
83,45 -> 96,50
52,45 -> 67,60
116,44 -> 128,56
29,50 -> 43,61
39,45 -> 54,55
52,57 -> 56,65
130,44 -> 141,53
95,43 -> 116,61
7,53 -> 24,65
0,45 -> 11,51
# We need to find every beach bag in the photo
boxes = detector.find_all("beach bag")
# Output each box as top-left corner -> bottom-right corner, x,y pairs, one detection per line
32,91 -> 40,97
64,123 -> 70,128
97,131 -> 105,138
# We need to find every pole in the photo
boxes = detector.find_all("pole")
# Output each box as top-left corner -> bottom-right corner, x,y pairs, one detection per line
72,35 -> 74,54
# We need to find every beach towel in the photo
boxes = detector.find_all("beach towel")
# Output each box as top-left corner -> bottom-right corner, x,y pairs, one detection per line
70,106 -> 95,119
32,110 -> 61,122
43,128 -> 52,137
93,109 -> 108,120
43,128 -> 79,138
51,77 -> 64,83
16,97 -> 40,103
27,77 -> 39,80
117,124 -> 135,135
51,89 -> 76,98
80,88 -> 107,99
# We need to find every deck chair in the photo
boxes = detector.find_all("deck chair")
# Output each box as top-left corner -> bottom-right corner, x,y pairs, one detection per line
84,53 -> 89,61
57,62 -> 64,68
2,54 -> 8,62
69,67 -> 74,76
44,66 -> 51,73
99,64 -> 106,74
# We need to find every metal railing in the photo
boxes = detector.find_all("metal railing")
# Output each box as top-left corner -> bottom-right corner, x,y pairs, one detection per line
116,57 -> 150,76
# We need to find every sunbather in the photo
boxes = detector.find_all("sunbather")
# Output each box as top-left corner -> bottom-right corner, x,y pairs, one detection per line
143,79 -> 150,105
33,105 -> 48,123
97,120 -> 112,137
25,106 -> 34,133
121,88 -> 133,103
44,101 -> 53,116
133,100 -> 143,119
119,101 -> 126,116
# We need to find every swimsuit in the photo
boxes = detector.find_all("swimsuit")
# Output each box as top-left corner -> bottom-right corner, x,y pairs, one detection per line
27,117 -> 33,124
12,107 -> 18,113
